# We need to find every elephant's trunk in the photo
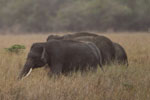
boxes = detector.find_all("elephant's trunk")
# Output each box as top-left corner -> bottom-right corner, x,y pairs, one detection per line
18,59 -> 34,80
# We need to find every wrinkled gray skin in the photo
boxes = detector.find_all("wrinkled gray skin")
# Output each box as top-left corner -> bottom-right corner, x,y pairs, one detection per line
113,42 -> 128,66
47,32 -> 115,65
18,40 -> 103,79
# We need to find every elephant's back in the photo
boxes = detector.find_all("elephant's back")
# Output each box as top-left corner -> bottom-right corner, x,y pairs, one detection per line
65,35 -> 115,64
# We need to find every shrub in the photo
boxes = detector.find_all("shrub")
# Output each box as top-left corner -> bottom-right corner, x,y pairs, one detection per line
5,44 -> 26,54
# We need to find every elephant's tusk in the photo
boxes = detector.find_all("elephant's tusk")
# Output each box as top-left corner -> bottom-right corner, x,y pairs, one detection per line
23,68 -> 32,79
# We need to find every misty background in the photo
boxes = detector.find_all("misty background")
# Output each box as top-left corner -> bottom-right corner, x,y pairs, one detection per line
0,0 -> 150,33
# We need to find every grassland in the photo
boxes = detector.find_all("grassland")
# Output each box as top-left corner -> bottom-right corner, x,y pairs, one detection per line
0,32 -> 150,100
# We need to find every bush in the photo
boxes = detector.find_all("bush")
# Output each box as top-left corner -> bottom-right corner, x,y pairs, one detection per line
5,44 -> 26,54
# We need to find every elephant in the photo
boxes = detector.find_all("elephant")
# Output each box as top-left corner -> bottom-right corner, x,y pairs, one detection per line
113,42 -> 128,66
47,35 -> 64,40
46,32 -> 99,41
18,39 -> 103,79
18,43 -> 46,79
47,32 -> 115,65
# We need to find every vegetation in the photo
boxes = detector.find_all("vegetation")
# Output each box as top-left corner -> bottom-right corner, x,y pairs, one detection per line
0,32 -> 150,100
5,44 -> 25,54
0,0 -> 150,32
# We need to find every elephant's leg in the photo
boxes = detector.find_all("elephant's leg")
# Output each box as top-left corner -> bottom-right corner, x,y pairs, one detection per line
104,54 -> 113,65
51,63 -> 63,75
91,65 -> 98,72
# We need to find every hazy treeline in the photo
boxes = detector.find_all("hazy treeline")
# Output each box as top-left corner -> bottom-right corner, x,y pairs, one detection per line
0,0 -> 150,32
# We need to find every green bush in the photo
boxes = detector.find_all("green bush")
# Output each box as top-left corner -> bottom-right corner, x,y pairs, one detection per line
5,44 -> 26,54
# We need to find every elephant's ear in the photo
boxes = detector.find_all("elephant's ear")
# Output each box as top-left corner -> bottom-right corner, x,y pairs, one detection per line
41,47 -> 47,63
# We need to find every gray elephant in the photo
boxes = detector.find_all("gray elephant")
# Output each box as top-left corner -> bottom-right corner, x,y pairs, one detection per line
47,32 -> 115,65
46,32 -> 99,41
18,43 -> 46,79
113,42 -> 128,66
18,39 -> 103,79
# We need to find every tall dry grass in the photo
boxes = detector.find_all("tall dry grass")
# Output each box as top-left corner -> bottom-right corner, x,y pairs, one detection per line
0,33 -> 150,100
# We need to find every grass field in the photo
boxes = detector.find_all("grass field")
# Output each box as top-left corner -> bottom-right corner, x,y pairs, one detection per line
0,32 -> 150,100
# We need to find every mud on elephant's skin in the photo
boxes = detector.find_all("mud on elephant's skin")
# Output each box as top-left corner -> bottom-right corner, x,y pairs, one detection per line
47,32 -> 115,65
18,40 -> 103,79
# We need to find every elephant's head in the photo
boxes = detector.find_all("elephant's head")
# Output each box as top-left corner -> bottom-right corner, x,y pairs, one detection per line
18,43 -> 47,80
